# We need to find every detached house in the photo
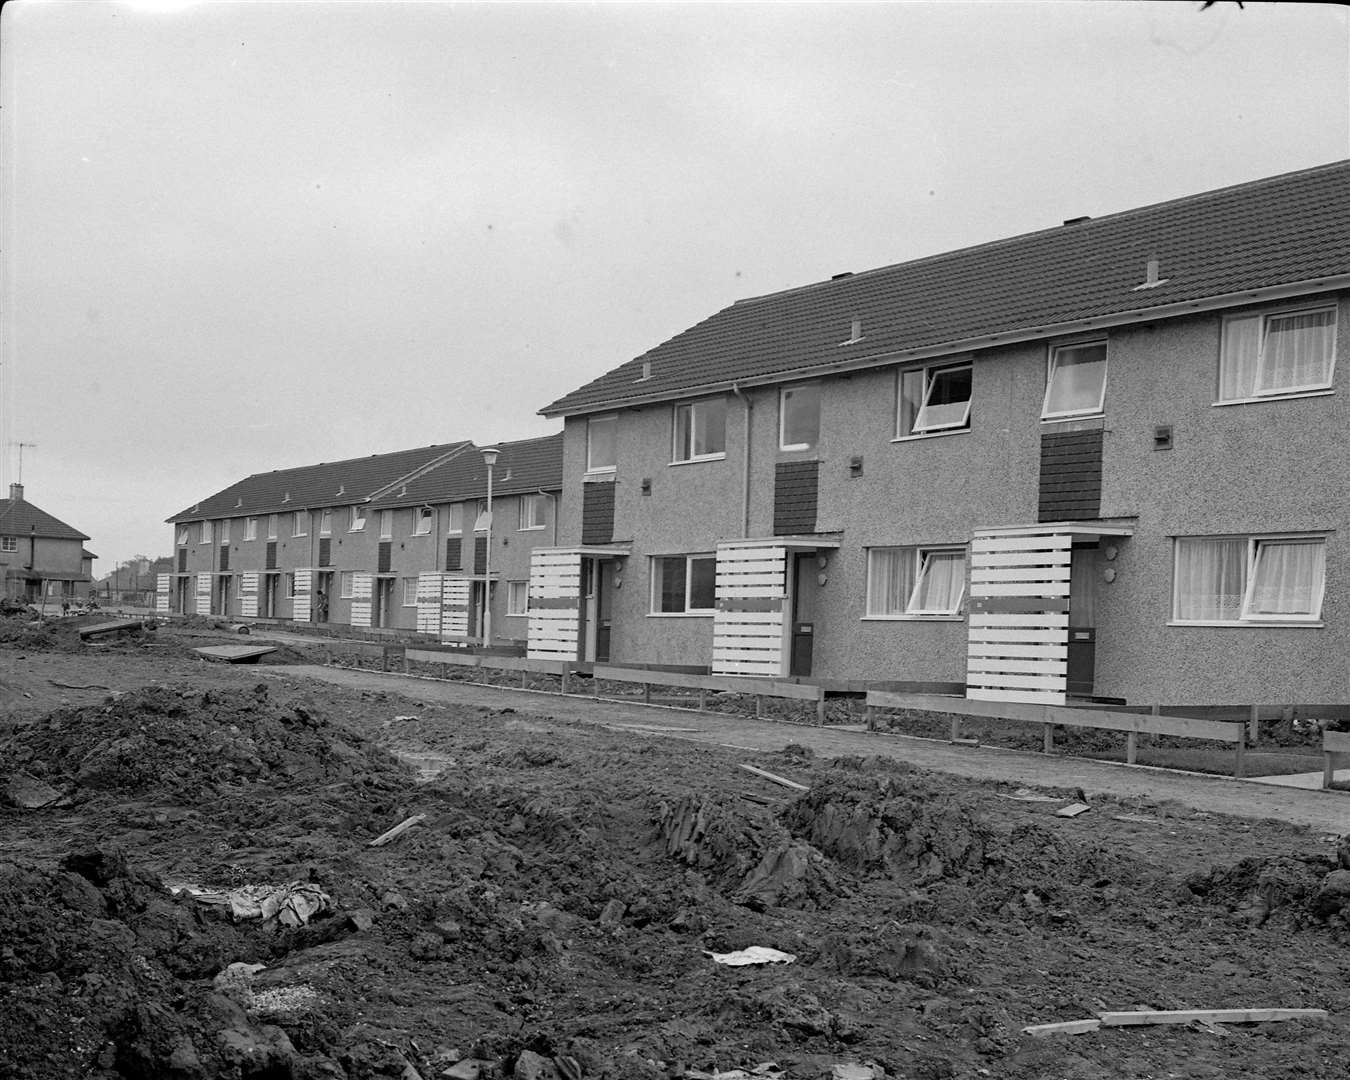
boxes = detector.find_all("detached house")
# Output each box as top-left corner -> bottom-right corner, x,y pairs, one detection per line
528,161 -> 1350,708
163,433 -> 562,646
0,483 -> 95,603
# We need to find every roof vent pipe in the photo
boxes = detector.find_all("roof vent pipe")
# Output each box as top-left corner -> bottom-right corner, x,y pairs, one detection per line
1132,254 -> 1169,291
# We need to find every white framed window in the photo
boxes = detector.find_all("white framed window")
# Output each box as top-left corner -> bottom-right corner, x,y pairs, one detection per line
266,514 -> 278,540
506,579 -> 529,616
1042,341 -> 1107,420
402,577 -> 420,606
447,504 -> 465,534
518,494 -> 547,531
292,511 -> 307,537
379,509 -> 393,539
349,505 -> 367,532
473,500 -> 490,532
319,509 -> 333,536
1173,534 -> 1326,624
243,517 -> 257,542
779,383 -> 821,450
200,521 -> 213,544
651,554 -> 717,614
897,361 -> 972,437
339,571 -> 355,598
672,398 -> 727,463
285,572 -> 295,598
413,506 -> 434,536
1,536 -> 17,553
587,414 -> 617,472
176,526 -> 189,547
1219,306 -> 1337,402
865,546 -> 967,618
219,519 -> 230,544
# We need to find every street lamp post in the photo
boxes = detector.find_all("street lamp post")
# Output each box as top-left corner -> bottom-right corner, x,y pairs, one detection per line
481,446 -> 499,649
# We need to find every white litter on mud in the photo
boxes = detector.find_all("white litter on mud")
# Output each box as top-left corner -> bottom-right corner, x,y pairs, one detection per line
705,947 -> 797,966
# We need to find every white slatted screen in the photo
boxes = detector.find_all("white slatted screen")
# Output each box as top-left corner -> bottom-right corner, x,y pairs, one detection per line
239,572 -> 259,617
350,571 -> 373,628
713,543 -> 788,677
967,531 -> 1071,704
527,549 -> 581,660
293,568 -> 313,622
195,573 -> 211,615
155,573 -> 171,614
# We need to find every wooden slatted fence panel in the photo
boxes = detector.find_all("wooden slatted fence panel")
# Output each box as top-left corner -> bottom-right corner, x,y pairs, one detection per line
293,568 -> 313,622
155,573 -> 171,614
713,543 -> 787,678
967,531 -> 1071,704
350,572 -> 373,628
238,572 -> 259,617
195,573 -> 211,615
527,549 -> 581,660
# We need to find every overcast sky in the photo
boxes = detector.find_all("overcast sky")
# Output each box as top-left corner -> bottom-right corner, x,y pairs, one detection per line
2,0 -> 1347,572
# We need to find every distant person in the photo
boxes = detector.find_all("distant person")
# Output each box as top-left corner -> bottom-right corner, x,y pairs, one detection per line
315,590 -> 329,623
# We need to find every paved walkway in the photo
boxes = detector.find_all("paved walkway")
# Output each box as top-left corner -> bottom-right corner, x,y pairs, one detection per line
285,665 -> 1350,835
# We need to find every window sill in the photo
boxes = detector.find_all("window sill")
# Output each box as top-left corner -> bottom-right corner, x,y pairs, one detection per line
584,467 -> 617,477
647,611 -> 716,618
669,454 -> 727,466
861,614 -> 965,622
891,428 -> 971,444
518,526 -> 546,532
504,612 -> 528,618
1167,620 -> 1324,629
779,443 -> 816,453
1041,412 -> 1105,425
1212,388 -> 1334,408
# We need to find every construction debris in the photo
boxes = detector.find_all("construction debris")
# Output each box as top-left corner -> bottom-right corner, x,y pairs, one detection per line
737,763 -> 809,792
192,644 -> 278,664
1056,802 -> 1092,818
705,946 -> 797,966
78,619 -> 146,641
369,812 -> 427,847
1098,1007 -> 1329,1027
171,882 -> 333,926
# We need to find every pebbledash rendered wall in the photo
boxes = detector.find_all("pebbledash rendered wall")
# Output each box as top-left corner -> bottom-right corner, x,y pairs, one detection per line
555,290 -> 1349,705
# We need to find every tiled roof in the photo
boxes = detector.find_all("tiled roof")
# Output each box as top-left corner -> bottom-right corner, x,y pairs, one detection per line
541,160 -> 1350,415
0,498 -> 91,541
166,442 -> 473,522
369,432 -> 564,507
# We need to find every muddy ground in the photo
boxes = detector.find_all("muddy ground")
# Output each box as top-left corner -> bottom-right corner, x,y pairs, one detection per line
2,615 -> 1350,1080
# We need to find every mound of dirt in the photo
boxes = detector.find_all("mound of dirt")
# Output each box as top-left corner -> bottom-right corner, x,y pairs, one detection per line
1,684 -> 402,803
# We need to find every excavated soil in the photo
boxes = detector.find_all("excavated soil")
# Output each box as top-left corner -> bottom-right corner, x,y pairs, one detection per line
2,619 -> 1350,1079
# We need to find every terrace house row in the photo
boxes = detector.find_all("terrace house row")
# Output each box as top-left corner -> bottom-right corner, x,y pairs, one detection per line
526,161 -> 1350,708
164,433 -> 562,646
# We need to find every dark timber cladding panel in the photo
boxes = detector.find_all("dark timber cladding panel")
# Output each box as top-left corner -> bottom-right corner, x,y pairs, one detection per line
265,542 -> 277,570
177,550 -> 187,572
445,537 -> 462,571
1039,429 -> 1103,522
318,538 -> 331,567
473,536 -> 487,575
218,546 -> 230,572
582,481 -> 615,545
774,461 -> 819,535
378,541 -> 392,574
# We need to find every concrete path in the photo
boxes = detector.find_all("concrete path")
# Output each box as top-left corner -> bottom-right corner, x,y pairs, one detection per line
285,665 -> 1350,835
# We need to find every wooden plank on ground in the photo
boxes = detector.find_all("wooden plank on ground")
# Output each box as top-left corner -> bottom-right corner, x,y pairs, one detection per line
738,763 -> 809,792
1097,1008 -> 1327,1027
368,813 -> 426,847
79,619 -> 145,640
1023,1019 -> 1102,1037
193,645 -> 278,664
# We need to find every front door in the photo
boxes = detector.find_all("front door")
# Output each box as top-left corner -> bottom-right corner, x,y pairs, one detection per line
175,577 -> 189,614
263,573 -> 280,618
373,579 -> 394,628
1067,545 -> 1097,697
314,572 -> 334,622
215,575 -> 232,617
789,553 -> 818,677
595,559 -> 613,664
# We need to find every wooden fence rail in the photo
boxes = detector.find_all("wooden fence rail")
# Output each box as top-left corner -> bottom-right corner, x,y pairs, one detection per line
865,690 -> 1248,777
591,664 -> 826,724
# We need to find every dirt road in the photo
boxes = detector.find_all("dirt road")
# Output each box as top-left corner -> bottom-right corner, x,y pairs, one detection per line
290,664 -> 1350,835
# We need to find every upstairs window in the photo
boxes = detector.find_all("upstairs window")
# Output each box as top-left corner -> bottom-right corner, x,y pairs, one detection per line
266,514 -> 278,540
349,506 -> 367,532
176,526 -> 189,547
587,414 -> 617,472
1042,341 -> 1107,420
1174,535 -> 1326,624
473,500 -> 490,531
319,509 -> 333,536
446,504 -> 465,534
518,494 -> 548,530
672,398 -> 727,463
292,511 -> 307,537
243,517 -> 258,541
199,521 -> 213,544
898,361 -> 972,437
379,510 -> 393,539
1,536 -> 17,553
779,383 -> 821,450
865,546 -> 967,618
413,506 -> 434,535
652,554 -> 717,614
219,519 -> 230,544
1219,307 -> 1336,401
